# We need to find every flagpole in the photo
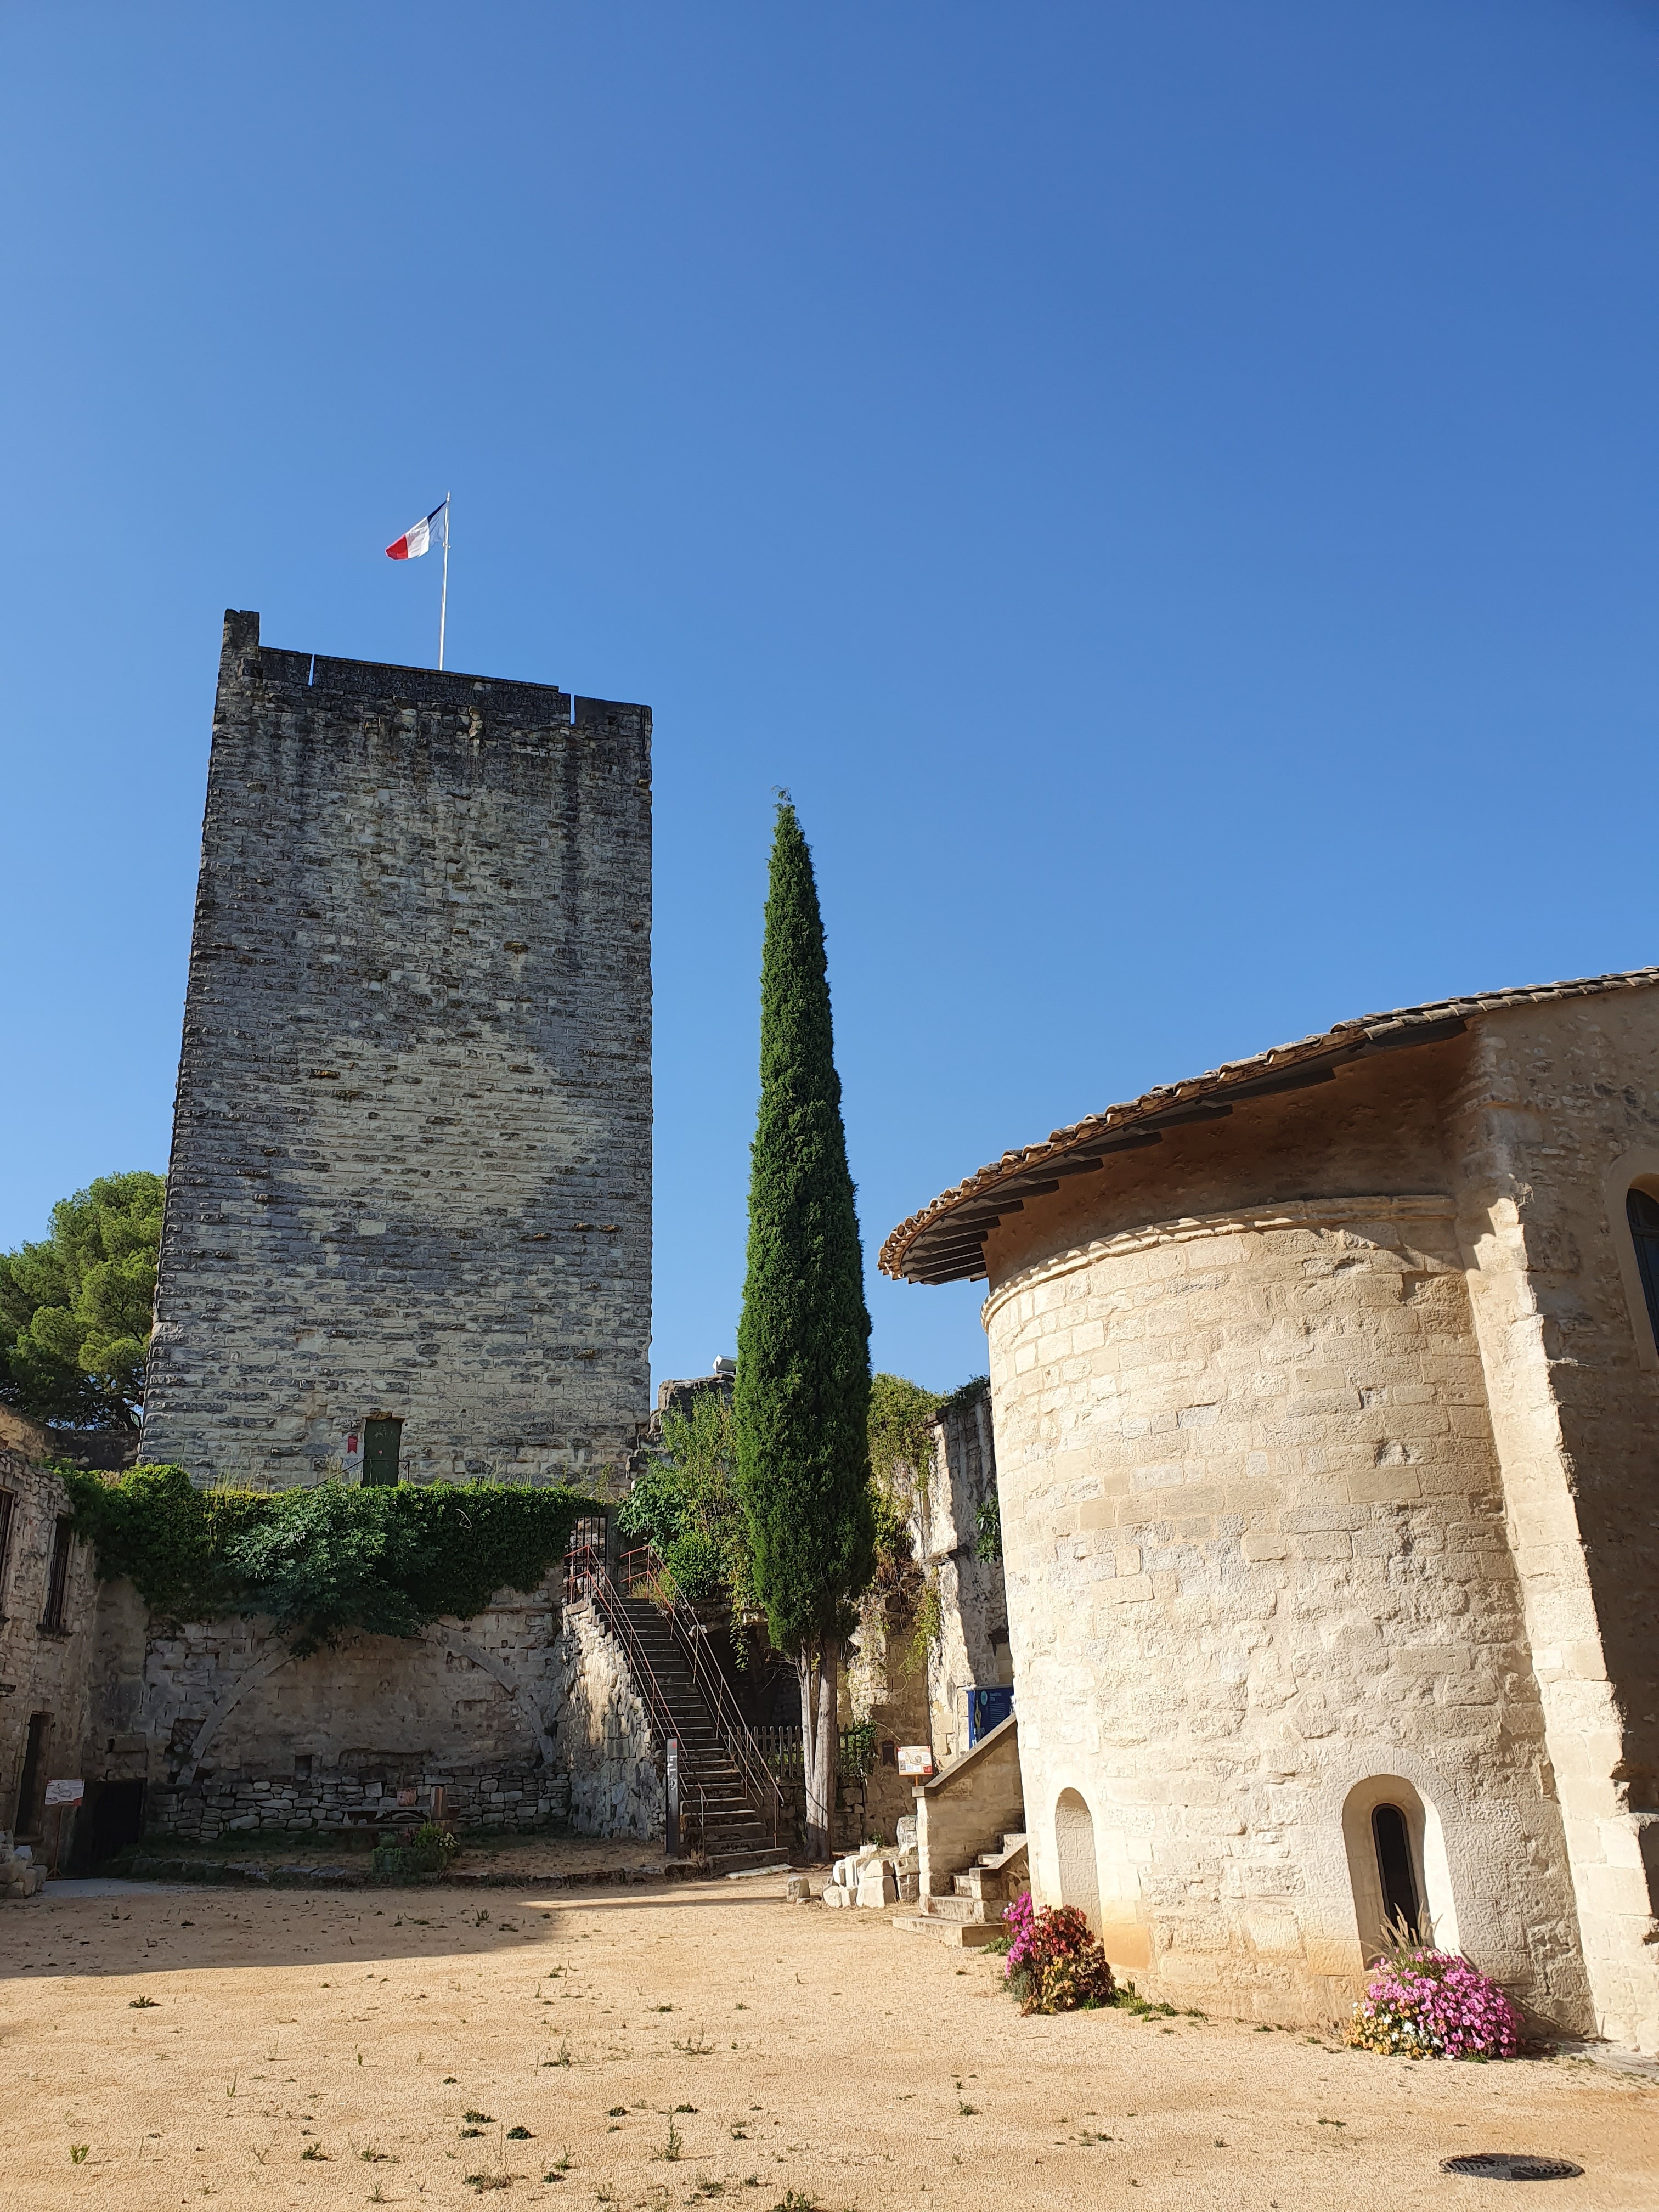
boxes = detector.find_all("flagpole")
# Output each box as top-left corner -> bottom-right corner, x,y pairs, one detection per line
438,493 -> 450,669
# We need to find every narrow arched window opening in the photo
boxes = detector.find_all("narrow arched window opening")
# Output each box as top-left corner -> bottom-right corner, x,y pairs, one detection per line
1628,1189 -> 1659,1354
1371,1803 -> 1421,1940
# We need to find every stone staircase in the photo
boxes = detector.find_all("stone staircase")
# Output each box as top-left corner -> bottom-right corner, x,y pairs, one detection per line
611,1593 -> 782,1875
895,1830 -> 1028,1946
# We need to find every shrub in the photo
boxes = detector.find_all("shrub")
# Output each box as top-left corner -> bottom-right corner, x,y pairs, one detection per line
1345,1942 -> 1521,2060
65,1463 -> 592,1652
1001,1891 -> 1115,2015
371,1822 -> 459,1882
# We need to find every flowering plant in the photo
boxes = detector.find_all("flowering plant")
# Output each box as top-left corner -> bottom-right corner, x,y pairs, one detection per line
1345,1942 -> 1521,2060
1000,1891 -> 1115,2014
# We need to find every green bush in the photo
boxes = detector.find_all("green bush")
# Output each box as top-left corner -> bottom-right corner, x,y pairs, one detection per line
371,1821 -> 458,1881
617,1391 -> 751,1609
64,1464 -> 592,1652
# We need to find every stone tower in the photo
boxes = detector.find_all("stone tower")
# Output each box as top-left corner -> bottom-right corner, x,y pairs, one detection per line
140,610 -> 651,1490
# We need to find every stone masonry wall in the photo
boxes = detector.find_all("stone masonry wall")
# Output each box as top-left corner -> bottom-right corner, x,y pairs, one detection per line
81,1573 -> 573,1839
915,1385 -> 1011,1764
141,610 -> 652,1489
550,1599 -> 664,1840
986,1195 -> 1594,2033
1446,994 -> 1659,2052
0,1412 -> 99,1841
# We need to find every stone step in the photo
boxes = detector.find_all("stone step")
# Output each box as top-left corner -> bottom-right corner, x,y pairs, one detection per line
915,1893 -> 1002,1926
977,1831 -> 1028,1870
893,1912 -> 1006,1949
708,1846 -> 787,1875
952,1867 -> 1006,1903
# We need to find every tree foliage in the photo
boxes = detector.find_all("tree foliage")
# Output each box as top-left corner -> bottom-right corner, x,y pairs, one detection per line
732,804 -> 873,1855
617,1390 -> 751,1608
64,1463 -> 591,1654
732,805 -> 874,1649
0,1172 -> 165,1431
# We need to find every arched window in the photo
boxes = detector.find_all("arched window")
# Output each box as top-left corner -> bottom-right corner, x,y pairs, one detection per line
1370,1803 -> 1421,1940
1628,1189 -> 1659,1354
1342,1775 -> 1458,1960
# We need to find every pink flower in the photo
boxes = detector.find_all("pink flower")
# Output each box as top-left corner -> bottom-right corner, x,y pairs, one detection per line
1345,1946 -> 1521,2061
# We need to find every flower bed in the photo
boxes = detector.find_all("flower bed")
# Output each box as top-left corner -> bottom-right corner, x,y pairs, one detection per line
1001,1891 -> 1116,2015
1345,1944 -> 1521,2060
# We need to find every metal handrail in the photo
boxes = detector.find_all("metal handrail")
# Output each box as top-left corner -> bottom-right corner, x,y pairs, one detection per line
571,1541 -> 786,1848
564,1544 -> 684,1770
653,1578 -> 787,1847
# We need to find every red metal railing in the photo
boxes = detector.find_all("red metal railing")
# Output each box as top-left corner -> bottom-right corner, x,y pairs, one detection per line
565,1538 -> 784,1850
563,1541 -> 711,1852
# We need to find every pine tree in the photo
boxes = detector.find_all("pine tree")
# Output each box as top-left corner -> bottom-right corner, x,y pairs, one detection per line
733,803 -> 874,1860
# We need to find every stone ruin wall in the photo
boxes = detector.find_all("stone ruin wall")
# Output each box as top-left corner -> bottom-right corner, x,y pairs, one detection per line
71,1570 -> 676,1847
0,1417 -> 659,1854
0,1414 -> 100,1843
84,1573 -> 574,1841
548,1598 -> 665,1841
916,1383 -> 1012,1765
142,610 -> 652,1491
848,1381 -> 1013,1838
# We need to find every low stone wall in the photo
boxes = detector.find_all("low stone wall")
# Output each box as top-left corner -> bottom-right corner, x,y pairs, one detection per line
80,1571 -> 584,1841
550,1599 -> 664,1841
145,1762 -> 571,1842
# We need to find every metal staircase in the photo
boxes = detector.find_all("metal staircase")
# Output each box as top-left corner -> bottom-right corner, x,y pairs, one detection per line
565,1542 -> 786,1874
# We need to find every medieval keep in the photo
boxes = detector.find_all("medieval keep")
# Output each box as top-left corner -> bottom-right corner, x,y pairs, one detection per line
883,969 -> 1659,2053
140,611 -> 653,1491
1,617 -> 665,1858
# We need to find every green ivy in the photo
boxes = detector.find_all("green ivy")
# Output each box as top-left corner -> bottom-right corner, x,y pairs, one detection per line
63,1464 -> 592,1654
867,1373 -> 943,1488
973,1493 -> 1002,1564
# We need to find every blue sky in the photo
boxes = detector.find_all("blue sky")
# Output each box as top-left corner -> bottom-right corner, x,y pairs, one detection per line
2,2 -> 1655,1395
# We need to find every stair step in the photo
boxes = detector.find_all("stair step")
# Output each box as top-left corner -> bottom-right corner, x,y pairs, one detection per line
916,1895 -> 1001,1926
894,1913 -> 1006,1949
952,1869 -> 1004,1901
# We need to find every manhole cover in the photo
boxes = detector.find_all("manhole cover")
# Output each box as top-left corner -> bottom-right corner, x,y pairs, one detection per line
1441,2154 -> 1584,2181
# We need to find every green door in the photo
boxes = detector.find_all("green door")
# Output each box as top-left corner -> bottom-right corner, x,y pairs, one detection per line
363,1418 -> 403,1486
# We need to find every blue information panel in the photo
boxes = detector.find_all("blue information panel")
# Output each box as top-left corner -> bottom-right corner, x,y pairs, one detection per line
967,1685 -> 1015,1746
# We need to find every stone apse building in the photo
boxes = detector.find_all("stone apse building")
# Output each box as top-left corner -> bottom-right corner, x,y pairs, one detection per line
883,970 -> 1659,2051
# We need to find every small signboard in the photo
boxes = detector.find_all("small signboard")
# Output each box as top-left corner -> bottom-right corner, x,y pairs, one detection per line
44,1778 -> 84,1807
896,1746 -> 934,1778
342,1430 -> 363,1474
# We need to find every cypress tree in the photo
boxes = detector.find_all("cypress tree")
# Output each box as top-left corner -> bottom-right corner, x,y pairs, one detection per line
733,803 -> 874,1860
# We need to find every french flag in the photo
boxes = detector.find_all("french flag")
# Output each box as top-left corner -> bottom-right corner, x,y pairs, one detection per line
386,498 -> 447,560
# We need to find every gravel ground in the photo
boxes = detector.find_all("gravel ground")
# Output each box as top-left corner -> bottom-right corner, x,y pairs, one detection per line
0,1874 -> 1653,2210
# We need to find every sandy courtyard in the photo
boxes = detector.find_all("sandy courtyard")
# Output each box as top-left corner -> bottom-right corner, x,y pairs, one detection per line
1,1874 -> 1654,2211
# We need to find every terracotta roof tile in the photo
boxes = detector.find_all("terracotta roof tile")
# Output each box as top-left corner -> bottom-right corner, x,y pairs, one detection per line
879,965 -> 1659,1284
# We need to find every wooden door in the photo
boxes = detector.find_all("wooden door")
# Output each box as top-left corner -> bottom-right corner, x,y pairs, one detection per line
363,1418 -> 403,1487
